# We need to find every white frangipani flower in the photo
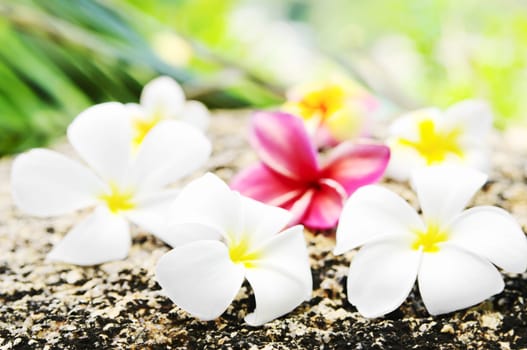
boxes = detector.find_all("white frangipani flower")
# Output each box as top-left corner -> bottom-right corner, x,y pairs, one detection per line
155,173 -> 312,326
11,102 -> 211,265
334,165 -> 527,318
386,100 -> 492,181
128,76 -> 210,147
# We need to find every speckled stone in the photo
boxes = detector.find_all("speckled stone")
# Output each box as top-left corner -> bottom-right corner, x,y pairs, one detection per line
1,112 -> 527,349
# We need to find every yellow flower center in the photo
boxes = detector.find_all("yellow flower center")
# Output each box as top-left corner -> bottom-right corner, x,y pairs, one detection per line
295,84 -> 346,122
228,237 -> 261,269
132,113 -> 164,147
411,223 -> 448,253
99,183 -> 136,214
398,118 -> 463,165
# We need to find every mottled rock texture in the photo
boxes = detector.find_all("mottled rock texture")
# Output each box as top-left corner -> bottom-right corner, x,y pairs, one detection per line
1,112 -> 527,349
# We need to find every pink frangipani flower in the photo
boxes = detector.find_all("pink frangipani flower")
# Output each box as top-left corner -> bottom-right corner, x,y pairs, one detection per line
231,111 -> 390,230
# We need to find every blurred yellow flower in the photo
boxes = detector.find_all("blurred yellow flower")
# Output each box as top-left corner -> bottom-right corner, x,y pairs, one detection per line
127,76 -> 210,149
284,79 -> 377,147
152,31 -> 193,67
397,118 -> 463,165
386,100 -> 493,181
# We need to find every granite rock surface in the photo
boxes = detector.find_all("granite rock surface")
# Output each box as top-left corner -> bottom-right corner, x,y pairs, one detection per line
1,112 -> 527,349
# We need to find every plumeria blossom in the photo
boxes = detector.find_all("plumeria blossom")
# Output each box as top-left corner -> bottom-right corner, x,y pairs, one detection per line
127,76 -> 210,147
386,99 -> 492,181
231,111 -> 389,230
334,165 -> 527,318
283,79 -> 379,147
155,173 -> 312,326
11,102 -> 211,265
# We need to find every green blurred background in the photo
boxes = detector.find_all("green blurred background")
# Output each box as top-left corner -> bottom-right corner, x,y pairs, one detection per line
1,0 -> 526,156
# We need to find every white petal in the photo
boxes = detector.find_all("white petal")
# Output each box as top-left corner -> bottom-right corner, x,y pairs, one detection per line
463,149 -> 491,175
385,141 -> 425,181
179,100 -> 210,130
155,240 -> 245,320
130,120 -> 211,191
448,206 -> 527,273
244,225 -> 312,326
444,99 -> 493,138
237,196 -> 292,247
169,173 -> 241,236
389,108 -> 443,139
347,239 -> 421,318
334,185 -> 423,255
154,223 -> 222,248
47,206 -> 130,265
11,149 -> 103,217
125,103 -> 145,118
67,102 -> 133,182
410,165 -> 487,224
418,246 -> 504,315
125,189 -> 180,241
140,76 -> 185,118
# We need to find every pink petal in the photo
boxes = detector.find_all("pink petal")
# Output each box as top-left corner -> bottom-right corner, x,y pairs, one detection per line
314,125 -> 339,149
360,93 -> 380,113
321,142 -> 390,196
302,179 -> 347,230
230,163 -> 305,207
250,111 -> 319,180
231,162 -> 319,229
281,189 -> 315,227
